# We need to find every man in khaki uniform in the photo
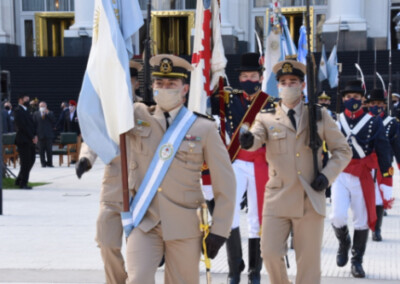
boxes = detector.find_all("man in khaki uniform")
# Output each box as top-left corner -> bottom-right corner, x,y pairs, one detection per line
124,54 -> 236,284
75,60 -> 143,284
240,60 -> 352,284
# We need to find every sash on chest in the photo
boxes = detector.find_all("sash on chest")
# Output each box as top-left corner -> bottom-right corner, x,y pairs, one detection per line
121,107 -> 197,236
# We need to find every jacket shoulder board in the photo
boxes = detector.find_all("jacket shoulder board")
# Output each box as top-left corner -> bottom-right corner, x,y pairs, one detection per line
193,111 -> 215,121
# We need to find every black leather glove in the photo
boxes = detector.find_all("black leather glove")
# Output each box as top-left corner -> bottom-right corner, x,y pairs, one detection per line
75,157 -> 92,179
239,131 -> 254,150
204,233 -> 226,259
311,173 -> 329,192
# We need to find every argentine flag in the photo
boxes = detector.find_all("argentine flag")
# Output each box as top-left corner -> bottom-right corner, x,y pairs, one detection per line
327,45 -> 338,88
297,25 -> 307,98
262,15 -> 297,97
77,0 -> 143,164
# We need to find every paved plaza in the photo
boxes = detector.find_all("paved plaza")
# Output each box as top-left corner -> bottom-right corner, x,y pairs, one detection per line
0,156 -> 399,283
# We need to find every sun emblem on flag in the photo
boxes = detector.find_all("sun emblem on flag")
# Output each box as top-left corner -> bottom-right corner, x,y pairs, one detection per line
159,143 -> 174,160
93,6 -> 101,42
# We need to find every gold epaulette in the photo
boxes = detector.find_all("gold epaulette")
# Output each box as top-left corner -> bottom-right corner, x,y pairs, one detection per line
193,111 -> 215,121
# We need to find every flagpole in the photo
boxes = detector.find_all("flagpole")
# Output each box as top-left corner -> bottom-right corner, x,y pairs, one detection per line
336,63 -> 342,114
373,42 -> 377,88
120,133 -> 130,212
143,0 -> 152,104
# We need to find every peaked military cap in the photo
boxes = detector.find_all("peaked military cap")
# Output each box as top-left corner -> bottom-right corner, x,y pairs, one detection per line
365,89 -> 385,103
129,60 -> 143,77
273,60 -> 306,81
318,91 -> 331,100
392,92 -> 400,99
150,54 -> 193,79
235,53 -> 264,72
341,80 -> 365,96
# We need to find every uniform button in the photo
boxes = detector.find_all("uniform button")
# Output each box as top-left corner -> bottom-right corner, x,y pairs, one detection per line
229,116 -> 232,119
296,135 -> 299,139
296,153 -> 300,157
297,171 -> 301,175
158,187 -> 162,192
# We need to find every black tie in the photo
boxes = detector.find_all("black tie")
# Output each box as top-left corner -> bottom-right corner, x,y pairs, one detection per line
288,109 -> 296,130
164,112 -> 170,129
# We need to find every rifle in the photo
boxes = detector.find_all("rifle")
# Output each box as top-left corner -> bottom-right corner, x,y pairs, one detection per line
335,63 -> 342,115
305,0 -> 321,179
143,0 -> 153,105
388,48 -> 393,116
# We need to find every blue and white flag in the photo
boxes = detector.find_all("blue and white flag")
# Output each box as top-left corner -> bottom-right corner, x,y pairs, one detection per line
318,43 -> 328,82
297,25 -> 307,98
297,25 -> 307,64
77,0 -> 144,164
262,15 -> 297,97
327,45 -> 338,88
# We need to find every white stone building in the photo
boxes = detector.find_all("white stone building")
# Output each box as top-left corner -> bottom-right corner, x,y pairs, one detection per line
0,0 -> 399,57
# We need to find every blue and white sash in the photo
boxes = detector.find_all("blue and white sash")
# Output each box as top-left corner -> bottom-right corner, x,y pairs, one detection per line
121,107 -> 197,237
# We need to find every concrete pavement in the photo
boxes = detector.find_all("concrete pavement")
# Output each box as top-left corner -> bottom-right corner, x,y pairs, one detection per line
0,156 -> 399,283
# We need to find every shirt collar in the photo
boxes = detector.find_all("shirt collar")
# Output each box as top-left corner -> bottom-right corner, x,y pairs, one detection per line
19,104 -> 27,111
168,105 -> 183,122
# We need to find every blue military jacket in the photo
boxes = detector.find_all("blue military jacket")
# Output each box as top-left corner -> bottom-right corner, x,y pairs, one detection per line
338,111 -> 393,174
381,114 -> 400,165
211,89 -> 275,138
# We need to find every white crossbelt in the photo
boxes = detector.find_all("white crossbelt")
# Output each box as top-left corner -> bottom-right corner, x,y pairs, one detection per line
339,113 -> 373,158
383,116 -> 394,127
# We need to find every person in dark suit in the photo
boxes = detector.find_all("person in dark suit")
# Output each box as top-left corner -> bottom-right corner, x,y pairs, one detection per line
2,108 -> 10,133
14,94 -> 37,189
64,100 -> 80,163
33,101 -> 55,167
55,101 -> 69,133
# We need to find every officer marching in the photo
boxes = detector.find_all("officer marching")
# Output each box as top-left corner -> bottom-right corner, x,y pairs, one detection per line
364,88 -> 400,241
206,52 -> 273,284
330,80 -> 394,278
240,59 -> 352,284
123,54 -> 236,284
75,60 -> 143,284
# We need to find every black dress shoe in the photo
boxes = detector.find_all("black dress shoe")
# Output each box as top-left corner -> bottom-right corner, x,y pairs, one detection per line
41,164 -> 47,168
20,185 -> 33,190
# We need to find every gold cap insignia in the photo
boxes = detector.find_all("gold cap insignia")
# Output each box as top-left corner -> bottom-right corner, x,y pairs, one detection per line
282,63 -> 293,74
160,58 -> 173,74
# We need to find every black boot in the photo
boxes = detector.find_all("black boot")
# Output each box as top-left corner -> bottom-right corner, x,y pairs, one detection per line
226,227 -> 245,284
248,238 -> 262,284
206,199 -> 215,215
351,229 -> 369,278
372,205 -> 384,241
332,225 -> 351,267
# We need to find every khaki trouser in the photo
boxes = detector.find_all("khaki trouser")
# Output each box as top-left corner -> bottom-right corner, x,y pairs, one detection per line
126,223 -> 202,284
96,202 -> 127,284
261,195 -> 324,284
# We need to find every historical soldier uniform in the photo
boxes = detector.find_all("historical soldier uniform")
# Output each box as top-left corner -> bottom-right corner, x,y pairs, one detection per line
129,60 -> 143,102
207,52 -> 273,284
75,61 -> 143,284
124,54 -> 235,284
365,88 -> 400,241
330,81 -> 393,278
240,60 -> 352,284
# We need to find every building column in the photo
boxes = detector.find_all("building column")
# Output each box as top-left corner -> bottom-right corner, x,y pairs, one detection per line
322,0 -> 367,51
220,0 -> 238,54
0,3 -> 8,43
64,0 -> 95,56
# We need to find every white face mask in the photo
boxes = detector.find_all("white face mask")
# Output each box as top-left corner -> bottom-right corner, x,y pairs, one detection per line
153,87 -> 184,111
39,107 -> 46,112
279,86 -> 302,105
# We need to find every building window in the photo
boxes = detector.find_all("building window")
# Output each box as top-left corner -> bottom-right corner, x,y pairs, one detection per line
22,0 -> 45,11
254,0 -> 327,8
24,20 -> 35,56
139,0 -> 195,10
185,0 -> 196,9
46,0 -> 69,11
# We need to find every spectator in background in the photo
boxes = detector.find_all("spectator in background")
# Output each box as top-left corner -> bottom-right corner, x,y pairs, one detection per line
4,101 -> 15,132
33,101 -> 55,167
14,94 -> 37,189
64,100 -> 81,163
55,101 -> 69,133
